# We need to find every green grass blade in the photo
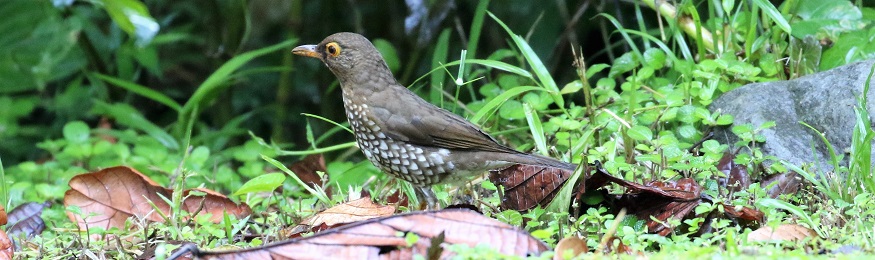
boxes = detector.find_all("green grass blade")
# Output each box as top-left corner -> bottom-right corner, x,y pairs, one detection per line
470,86 -> 541,124
488,12 -> 564,107
411,59 -> 533,87
523,103 -> 547,156
546,165 -> 583,213
430,29 -> 451,104
466,0 -> 490,64
781,161 -> 842,202
799,121 -> 841,169
597,13 -> 642,59
262,155 -> 331,204
302,113 -> 353,134
177,38 -> 297,136
623,30 -> 682,67
94,73 -> 182,112
93,101 -> 179,150
277,142 -> 357,156
757,198 -> 825,237
751,0 -> 792,34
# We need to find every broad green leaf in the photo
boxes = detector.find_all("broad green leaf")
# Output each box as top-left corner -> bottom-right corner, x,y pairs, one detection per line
373,39 -> 400,73
233,173 -> 286,196
627,125 -> 653,141
63,121 -> 90,143
93,0 -> 159,45
470,86 -> 541,124
560,80 -> 582,94
586,64 -> 610,79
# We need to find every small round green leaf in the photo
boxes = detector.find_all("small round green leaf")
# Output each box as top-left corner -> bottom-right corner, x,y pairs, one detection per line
499,100 -> 525,120
63,121 -> 90,143
234,173 -> 286,196
627,125 -> 653,141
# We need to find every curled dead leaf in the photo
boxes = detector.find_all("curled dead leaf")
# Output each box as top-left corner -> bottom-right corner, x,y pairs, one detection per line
183,209 -> 548,259
64,166 -> 251,232
717,152 -> 751,192
489,164 -> 574,210
299,197 -> 395,234
761,171 -> 802,199
6,202 -> 50,250
747,224 -> 817,242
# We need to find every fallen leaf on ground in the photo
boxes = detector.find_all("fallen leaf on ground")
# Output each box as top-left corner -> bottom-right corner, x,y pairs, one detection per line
6,202 -> 50,250
303,197 -> 395,229
183,209 -> 548,259
288,154 -> 328,190
553,236 -> 587,260
722,203 -> 764,223
594,171 -> 703,236
761,171 -> 802,199
64,166 -> 251,232
717,152 -> 751,192
0,229 -> 12,260
747,224 -> 817,242
489,164 -> 574,210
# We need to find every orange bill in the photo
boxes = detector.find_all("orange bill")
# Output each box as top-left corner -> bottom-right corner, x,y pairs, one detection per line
292,45 -> 320,58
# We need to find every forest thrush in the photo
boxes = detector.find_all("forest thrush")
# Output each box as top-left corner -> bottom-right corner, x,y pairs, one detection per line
293,32 -> 575,208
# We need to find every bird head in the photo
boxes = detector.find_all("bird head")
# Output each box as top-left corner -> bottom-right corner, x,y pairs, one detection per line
292,32 -> 391,85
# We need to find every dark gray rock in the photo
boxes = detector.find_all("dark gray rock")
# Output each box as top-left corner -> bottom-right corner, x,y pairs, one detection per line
709,59 -> 875,171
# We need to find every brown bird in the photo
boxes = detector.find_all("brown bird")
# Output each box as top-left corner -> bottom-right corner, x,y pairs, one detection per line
293,32 -> 574,208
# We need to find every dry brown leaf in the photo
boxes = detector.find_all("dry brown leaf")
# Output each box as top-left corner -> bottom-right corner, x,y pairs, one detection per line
747,224 -> 817,242
304,197 -> 395,227
762,171 -> 802,199
489,164 -> 575,210
717,152 -> 751,192
722,203 -> 764,223
192,209 -> 548,259
288,154 -> 327,190
603,175 -> 703,236
6,202 -> 50,250
0,229 -> 12,260
553,236 -> 587,260
64,166 -> 251,232
0,205 -> 6,226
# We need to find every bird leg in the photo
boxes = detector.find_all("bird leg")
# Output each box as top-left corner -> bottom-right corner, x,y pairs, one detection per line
415,186 -> 440,210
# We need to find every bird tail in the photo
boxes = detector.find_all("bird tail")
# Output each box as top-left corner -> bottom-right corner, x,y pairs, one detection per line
509,153 -> 578,171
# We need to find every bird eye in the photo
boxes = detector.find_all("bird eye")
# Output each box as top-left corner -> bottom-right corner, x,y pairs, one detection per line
325,42 -> 341,57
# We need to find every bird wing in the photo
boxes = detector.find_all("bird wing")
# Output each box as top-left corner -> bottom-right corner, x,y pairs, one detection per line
370,87 -> 518,153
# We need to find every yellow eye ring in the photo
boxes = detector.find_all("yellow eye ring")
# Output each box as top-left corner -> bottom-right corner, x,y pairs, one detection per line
325,42 -> 341,57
